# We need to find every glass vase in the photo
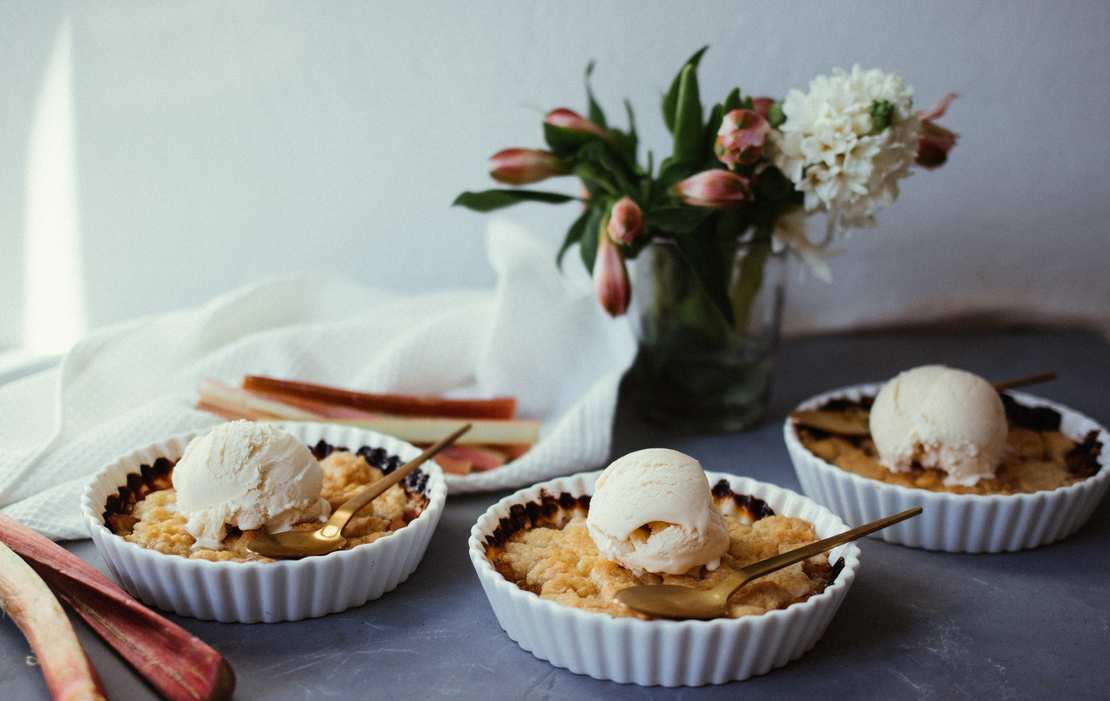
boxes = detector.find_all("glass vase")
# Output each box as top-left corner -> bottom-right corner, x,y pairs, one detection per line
627,238 -> 786,432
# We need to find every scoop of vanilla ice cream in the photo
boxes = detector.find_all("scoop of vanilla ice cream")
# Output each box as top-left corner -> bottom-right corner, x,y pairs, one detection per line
172,421 -> 331,550
869,365 -> 1008,487
586,448 -> 729,576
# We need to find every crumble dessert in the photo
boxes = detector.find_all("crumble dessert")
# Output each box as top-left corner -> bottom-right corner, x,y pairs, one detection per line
485,484 -> 842,620
796,393 -> 1102,496
104,439 -> 428,563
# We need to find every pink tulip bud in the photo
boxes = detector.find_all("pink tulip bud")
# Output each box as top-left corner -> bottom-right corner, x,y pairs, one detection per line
915,93 -> 959,170
544,108 -> 608,138
489,148 -> 570,184
673,170 -> 751,209
606,197 -> 643,246
751,97 -> 775,120
593,227 -> 630,317
714,109 -> 771,168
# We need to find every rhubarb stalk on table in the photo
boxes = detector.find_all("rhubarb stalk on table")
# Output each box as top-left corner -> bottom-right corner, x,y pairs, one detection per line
0,515 -> 235,701
0,542 -> 106,701
242,375 -> 518,419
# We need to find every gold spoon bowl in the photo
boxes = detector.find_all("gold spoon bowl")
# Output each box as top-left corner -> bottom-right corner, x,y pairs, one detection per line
247,424 -> 470,559
615,507 -> 922,620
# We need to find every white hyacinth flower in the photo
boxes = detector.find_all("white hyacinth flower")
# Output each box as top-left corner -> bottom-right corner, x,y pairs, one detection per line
771,65 -> 920,231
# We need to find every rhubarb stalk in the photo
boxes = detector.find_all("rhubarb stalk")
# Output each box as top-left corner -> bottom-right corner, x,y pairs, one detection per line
0,516 -> 235,701
0,543 -> 105,701
332,416 -> 539,446
200,378 -> 321,421
242,375 -> 518,420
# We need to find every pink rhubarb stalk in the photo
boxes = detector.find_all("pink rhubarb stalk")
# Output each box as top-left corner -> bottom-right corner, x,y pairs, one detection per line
0,542 -> 106,701
438,445 -> 507,471
198,378 -> 322,421
241,375 -> 519,420
0,515 -> 235,701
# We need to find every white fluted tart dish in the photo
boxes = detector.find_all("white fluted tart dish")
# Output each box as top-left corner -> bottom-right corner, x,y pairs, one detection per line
82,422 -> 446,622
468,470 -> 860,686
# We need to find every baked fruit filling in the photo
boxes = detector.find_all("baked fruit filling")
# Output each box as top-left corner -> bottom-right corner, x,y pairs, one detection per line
796,394 -> 1102,495
104,440 -> 429,562
484,484 -> 843,620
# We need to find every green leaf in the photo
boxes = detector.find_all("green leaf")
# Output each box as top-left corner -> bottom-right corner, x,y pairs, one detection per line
768,102 -> 786,128
585,61 -> 607,128
556,208 -> 591,270
577,141 -> 636,195
753,165 -> 795,201
672,226 -> 734,325
704,103 -> 724,159
579,206 -> 605,272
648,207 -> 713,234
662,46 -> 708,133
575,160 -> 618,197
543,122 -> 596,157
671,64 -> 704,166
656,158 -> 697,193
610,98 -> 638,164
452,189 -> 577,212
722,87 -> 743,113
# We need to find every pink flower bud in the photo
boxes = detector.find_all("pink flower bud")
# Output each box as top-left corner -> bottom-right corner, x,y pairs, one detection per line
673,170 -> 750,209
915,93 -> 959,170
714,109 -> 771,168
593,228 -> 630,317
544,108 -> 608,138
489,148 -> 570,184
751,97 -> 775,120
606,197 -> 643,246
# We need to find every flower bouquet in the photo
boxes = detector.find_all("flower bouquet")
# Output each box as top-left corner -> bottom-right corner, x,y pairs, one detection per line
455,47 -> 957,431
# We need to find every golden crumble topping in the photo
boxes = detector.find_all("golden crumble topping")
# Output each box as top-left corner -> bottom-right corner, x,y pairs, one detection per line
113,450 -> 427,562
800,425 -> 1092,495
487,501 -> 836,620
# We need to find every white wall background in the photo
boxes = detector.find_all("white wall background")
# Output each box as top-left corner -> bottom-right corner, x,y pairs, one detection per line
3,1 -> 1109,351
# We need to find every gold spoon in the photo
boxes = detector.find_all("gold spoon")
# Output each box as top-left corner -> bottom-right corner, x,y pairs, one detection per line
615,507 -> 922,620
247,424 -> 471,559
791,371 -> 1057,437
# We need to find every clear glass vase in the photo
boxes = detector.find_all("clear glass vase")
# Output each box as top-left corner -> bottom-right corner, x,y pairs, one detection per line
627,238 -> 786,433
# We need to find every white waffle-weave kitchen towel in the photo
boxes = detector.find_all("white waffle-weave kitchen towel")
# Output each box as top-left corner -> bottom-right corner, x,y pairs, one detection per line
0,222 -> 636,539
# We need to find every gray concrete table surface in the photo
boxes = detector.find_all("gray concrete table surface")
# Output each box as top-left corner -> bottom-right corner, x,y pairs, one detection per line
2,330 -> 1108,700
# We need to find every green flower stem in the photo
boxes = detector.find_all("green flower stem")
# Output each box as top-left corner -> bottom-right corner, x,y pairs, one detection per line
730,225 -> 773,334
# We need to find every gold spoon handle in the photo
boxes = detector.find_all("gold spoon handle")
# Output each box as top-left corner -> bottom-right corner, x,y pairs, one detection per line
733,507 -> 923,589
319,423 -> 471,538
992,371 -> 1057,392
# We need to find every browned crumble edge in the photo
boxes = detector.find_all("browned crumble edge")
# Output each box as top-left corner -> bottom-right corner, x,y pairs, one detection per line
483,481 -> 845,593
102,440 -> 431,537
798,393 -> 1103,480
